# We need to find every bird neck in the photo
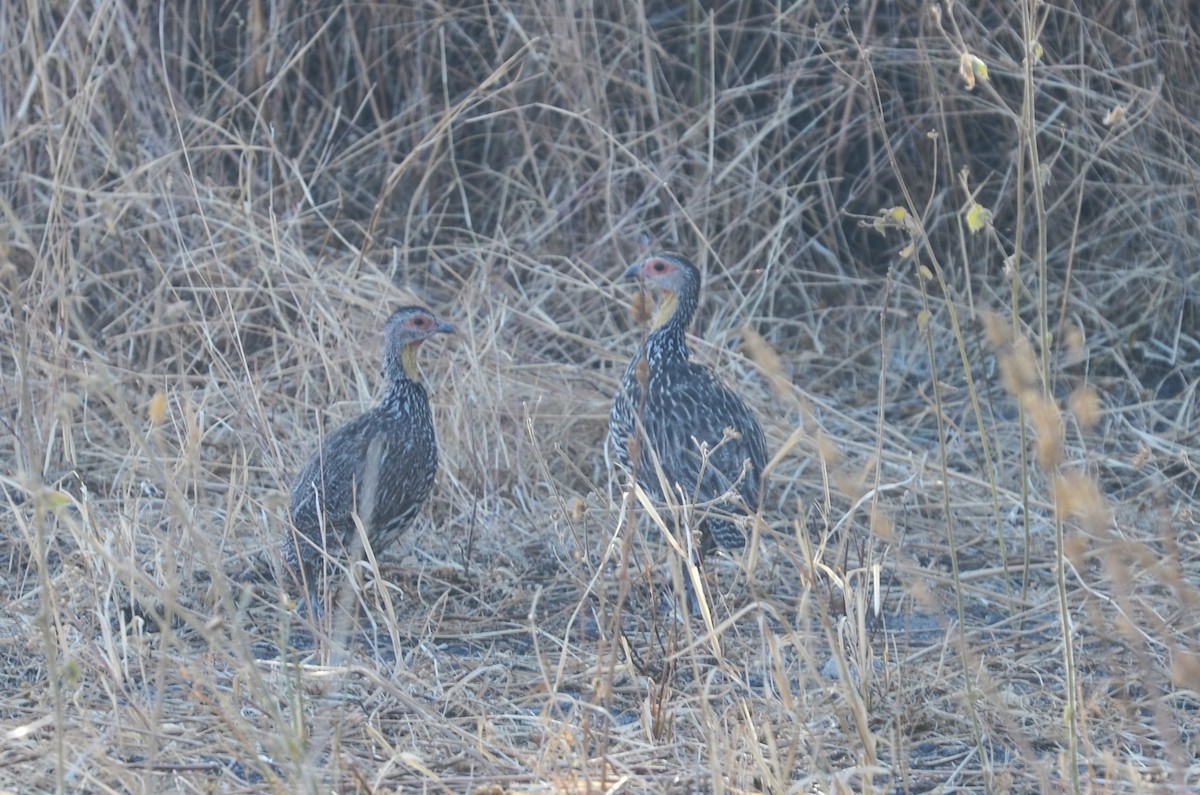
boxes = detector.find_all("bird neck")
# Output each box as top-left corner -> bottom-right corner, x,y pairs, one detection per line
384,342 -> 424,387
380,347 -> 430,418
649,292 -> 679,332
646,289 -> 696,357
401,343 -> 422,382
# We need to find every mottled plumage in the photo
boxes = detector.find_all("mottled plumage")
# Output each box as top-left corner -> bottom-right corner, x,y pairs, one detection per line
284,305 -> 455,606
610,253 -> 767,552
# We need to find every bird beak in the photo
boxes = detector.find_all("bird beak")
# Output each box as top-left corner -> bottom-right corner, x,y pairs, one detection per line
435,321 -> 457,335
622,262 -> 643,280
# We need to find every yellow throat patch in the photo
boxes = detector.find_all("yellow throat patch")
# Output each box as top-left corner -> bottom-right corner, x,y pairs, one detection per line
650,291 -> 678,331
401,343 -> 422,381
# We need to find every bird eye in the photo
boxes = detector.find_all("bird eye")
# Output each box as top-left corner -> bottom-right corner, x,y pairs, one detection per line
650,260 -> 668,273
411,316 -> 429,327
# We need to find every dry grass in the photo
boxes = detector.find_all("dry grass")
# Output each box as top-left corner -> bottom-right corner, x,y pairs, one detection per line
2,0 -> 1198,792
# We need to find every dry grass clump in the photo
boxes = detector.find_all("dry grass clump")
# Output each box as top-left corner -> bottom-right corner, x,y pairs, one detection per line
2,0 -> 1199,792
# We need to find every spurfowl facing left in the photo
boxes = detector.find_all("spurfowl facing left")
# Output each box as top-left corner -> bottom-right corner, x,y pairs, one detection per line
284,305 -> 455,609
609,252 -> 767,555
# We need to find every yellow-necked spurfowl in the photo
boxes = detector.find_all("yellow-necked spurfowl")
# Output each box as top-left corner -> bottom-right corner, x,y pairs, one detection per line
284,305 -> 455,608
610,252 -> 767,555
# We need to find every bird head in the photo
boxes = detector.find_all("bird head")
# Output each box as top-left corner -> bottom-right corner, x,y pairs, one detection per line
385,306 -> 456,380
623,252 -> 701,331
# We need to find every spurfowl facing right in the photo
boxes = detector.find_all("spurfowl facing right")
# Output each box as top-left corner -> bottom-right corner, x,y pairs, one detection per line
284,305 -> 455,609
609,252 -> 767,555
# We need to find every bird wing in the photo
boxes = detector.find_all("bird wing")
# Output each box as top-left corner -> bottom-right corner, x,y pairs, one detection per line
641,361 -> 766,509
289,412 -> 382,536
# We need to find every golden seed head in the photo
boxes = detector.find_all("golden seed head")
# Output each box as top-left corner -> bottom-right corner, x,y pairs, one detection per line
634,355 -> 649,388
1064,324 -> 1086,361
1021,391 -> 1063,470
741,324 -> 790,400
814,429 -> 841,467
981,309 -> 1012,350
148,391 -> 168,427
999,338 -> 1040,396
1053,471 -> 1112,532
630,291 -> 654,325
869,508 -> 896,542
1068,385 -> 1102,430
